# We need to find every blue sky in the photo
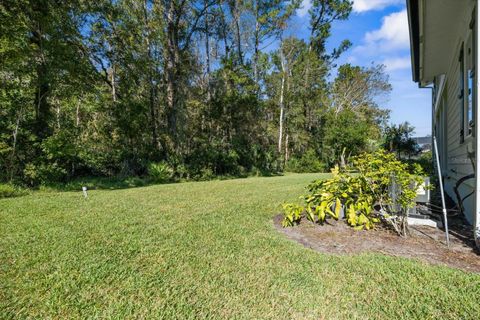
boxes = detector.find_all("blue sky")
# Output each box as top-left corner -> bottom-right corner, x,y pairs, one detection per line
290,0 -> 432,136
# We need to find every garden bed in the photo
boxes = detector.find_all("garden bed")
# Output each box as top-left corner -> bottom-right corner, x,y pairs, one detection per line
273,214 -> 480,273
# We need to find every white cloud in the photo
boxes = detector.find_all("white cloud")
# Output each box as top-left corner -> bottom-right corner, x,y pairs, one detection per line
383,56 -> 411,71
362,9 -> 410,52
353,0 -> 404,13
297,0 -> 312,18
299,0 -> 404,18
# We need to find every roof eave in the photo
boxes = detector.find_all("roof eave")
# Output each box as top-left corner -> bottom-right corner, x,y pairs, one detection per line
407,0 -> 420,83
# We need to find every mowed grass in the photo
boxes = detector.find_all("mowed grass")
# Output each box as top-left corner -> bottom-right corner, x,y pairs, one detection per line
1,174 -> 479,319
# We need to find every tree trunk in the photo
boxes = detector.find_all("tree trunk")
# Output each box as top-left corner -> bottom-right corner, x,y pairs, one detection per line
278,50 -> 286,154
144,0 -> 160,152
34,64 -> 50,139
75,100 -> 80,127
253,10 -> 260,86
149,81 -> 160,150
111,64 -> 117,103
285,133 -> 289,164
204,0 -> 211,101
165,0 -> 180,149
232,2 -> 243,65
219,4 -> 229,58
55,99 -> 60,129
30,0 -> 51,140
9,108 -> 22,182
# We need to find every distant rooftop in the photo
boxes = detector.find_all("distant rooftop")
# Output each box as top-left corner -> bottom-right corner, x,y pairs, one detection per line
413,136 -> 432,145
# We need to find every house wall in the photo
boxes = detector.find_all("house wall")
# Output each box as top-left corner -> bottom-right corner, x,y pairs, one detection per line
434,5 -> 476,224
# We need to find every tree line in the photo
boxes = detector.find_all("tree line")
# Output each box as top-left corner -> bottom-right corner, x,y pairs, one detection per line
0,0 -> 393,185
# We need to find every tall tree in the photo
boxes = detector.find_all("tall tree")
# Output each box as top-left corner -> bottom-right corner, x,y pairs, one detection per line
331,64 -> 391,116
324,63 -> 391,166
308,0 -> 352,57
162,0 -> 215,153
247,0 -> 300,86
383,122 -> 420,159
0,0 -> 394,185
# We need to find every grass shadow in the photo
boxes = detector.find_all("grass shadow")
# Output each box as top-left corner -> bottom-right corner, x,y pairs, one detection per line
40,171 -> 287,192
42,176 -> 155,192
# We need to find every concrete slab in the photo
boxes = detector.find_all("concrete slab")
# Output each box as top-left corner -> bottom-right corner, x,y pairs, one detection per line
408,217 -> 443,228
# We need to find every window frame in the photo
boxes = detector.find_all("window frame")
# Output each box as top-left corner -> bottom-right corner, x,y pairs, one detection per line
465,29 -> 475,138
460,12 -> 476,144
459,43 -> 465,143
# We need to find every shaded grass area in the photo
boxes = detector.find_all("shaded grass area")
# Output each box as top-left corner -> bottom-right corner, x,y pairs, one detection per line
40,171 -> 286,192
0,184 -> 27,199
41,175 -> 153,192
1,173 -> 479,319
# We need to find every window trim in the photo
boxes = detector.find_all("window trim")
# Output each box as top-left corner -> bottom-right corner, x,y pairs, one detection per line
465,28 -> 475,139
460,11 -> 477,144
459,43 -> 465,143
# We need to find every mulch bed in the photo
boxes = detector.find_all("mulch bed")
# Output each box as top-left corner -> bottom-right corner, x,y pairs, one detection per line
273,214 -> 480,273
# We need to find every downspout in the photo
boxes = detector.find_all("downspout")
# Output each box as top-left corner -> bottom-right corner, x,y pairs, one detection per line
433,135 -> 450,247
475,3 -> 480,248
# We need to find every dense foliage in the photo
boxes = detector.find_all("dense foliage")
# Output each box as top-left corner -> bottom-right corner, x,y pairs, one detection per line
147,161 -> 174,183
282,150 -> 425,234
383,122 -> 420,159
1,0 -> 392,186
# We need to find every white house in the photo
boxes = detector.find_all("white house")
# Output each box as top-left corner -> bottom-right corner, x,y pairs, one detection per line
407,0 -> 480,246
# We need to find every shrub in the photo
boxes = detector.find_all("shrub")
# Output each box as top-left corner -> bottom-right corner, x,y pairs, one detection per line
285,149 -> 326,173
148,162 -> 174,183
408,151 -> 434,176
23,163 -> 68,186
39,163 -> 68,183
322,108 -> 377,167
174,164 -> 190,180
23,163 -> 39,186
282,150 -> 424,234
0,184 -> 26,199
196,168 -> 214,181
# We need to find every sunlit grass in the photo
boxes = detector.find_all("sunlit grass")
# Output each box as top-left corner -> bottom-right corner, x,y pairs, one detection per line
1,173 -> 479,319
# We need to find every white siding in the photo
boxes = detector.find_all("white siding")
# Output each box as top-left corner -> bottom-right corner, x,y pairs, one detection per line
437,27 -> 476,224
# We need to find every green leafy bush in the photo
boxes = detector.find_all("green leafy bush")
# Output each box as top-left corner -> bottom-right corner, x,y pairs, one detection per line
196,168 -> 215,181
23,163 -> 68,186
23,164 -> 39,186
174,164 -> 190,180
0,184 -> 26,198
148,162 -> 174,183
282,203 -> 304,226
285,149 -> 326,173
282,150 -> 424,234
407,151 -> 434,176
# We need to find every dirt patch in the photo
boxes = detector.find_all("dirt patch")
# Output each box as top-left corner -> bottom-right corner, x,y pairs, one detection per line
273,214 -> 480,273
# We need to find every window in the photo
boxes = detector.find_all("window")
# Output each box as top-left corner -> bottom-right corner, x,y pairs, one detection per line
466,31 -> 474,136
459,44 -> 465,143
460,13 -> 476,143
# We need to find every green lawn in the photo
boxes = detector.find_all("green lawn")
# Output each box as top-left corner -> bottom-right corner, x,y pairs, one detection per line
1,173 -> 479,319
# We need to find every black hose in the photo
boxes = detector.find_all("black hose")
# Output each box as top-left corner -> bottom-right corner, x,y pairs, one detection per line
453,173 -> 475,215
